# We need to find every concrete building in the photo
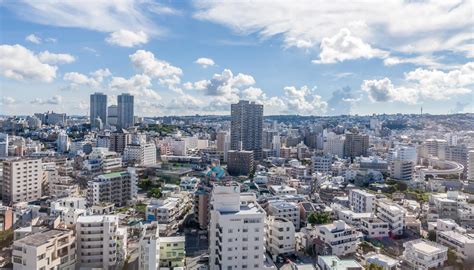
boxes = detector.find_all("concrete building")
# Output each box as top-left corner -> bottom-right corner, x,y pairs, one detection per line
390,160 -> 414,181
117,93 -> 134,129
267,200 -> 300,230
0,206 -> 13,231
424,139 -> 447,159
87,169 -> 137,207
311,155 -> 332,173
468,150 -> 474,180
107,105 -> 118,126
209,184 -> 266,270
2,159 -> 42,205
344,133 -> 369,158
90,92 -> 107,128
323,132 -> 345,158
109,129 -> 131,154
436,221 -> 474,263
139,222 -> 160,270
56,131 -> 70,153
349,189 -> 376,213
159,236 -> 186,269
402,239 -> 447,270
0,133 -> 8,157
84,147 -> 122,173
123,143 -> 156,166
230,100 -> 263,160
76,215 -> 127,269
265,216 -> 295,260
375,200 -> 406,237
12,229 -> 76,270
227,150 -> 254,176
360,217 -> 389,238
317,256 -> 363,270
216,131 -> 230,162
315,220 -> 360,256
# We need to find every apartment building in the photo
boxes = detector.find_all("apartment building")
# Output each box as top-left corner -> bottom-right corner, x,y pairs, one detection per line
375,200 -> 406,237
139,222 -> 160,270
12,229 -> 76,270
87,169 -> 137,207
265,216 -> 295,260
76,215 -> 127,269
2,158 -> 42,205
349,189 -> 376,213
83,147 -> 122,173
435,219 -> 474,263
227,150 -> 255,176
209,184 -> 266,270
123,143 -> 156,166
361,217 -> 389,238
159,236 -> 186,269
402,239 -> 447,270
311,155 -> 332,173
390,160 -> 413,181
146,193 -> 190,235
315,220 -> 360,256
267,200 -> 300,230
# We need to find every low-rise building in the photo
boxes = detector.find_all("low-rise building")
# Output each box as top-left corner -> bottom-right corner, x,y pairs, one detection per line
315,220 -> 360,256
139,222 -> 160,270
267,200 -> 300,230
402,239 -> 447,270
375,200 -> 406,237
159,236 -> 185,269
265,216 -> 295,260
12,229 -> 76,270
349,189 -> 376,213
361,217 -> 389,238
87,169 -> 137,206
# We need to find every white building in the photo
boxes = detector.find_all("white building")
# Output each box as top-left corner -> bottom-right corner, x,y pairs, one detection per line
267,200 -> 300,230
87,168 -> 137,206
2,159 -> 42,204
402,239 -> 447,270
269,185 -> 297,195
0,133 -> 9,157
311,155 -> 332,173
435,220 -> 474,263
315,220 -> 360,256
123,143 -> 156,166
76,215 -> 127,269
139,222 -> 160,270
265,216 -> 295,260
323,132 -> 344,158
49,176 -> 79,198
83,147 -> 122,173
209,184 -> 266,270
375,200 -> 406,236
349,189 -> 376,213
56,131 -> 70,153
361,217 -> 389,238
390,160 -> 413,181
468,150 -> 474,181
12,229 -> 76,270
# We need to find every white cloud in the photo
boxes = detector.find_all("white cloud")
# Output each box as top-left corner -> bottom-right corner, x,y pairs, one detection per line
0,96 -> 17,105
282,86 -> 328,114
362,62 -> 474,103
183,80 -> 210,90
38,51 -> 76,64
106,29 -> 149,47
194,0 -> 473,58
195,57 -> 215,68
0,44 -> 57,82
383,55 -> 442,68
313,28 -> 388,64
25,34 -> 41,44
31,95 -> 62,105
109,74 -> 161,101
63,68 -> 112,88
91,68 -> 112,82
129,50 -> 183,86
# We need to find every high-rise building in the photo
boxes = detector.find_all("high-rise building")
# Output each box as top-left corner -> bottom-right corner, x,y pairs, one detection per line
76,215 -> 128,269
227,150 -> 254,176
139,222 -> 160,270
2,159 -> 42,204
0,133 -> 8,157
56,131 -> 70,153
107,105 -> 118,126
468,150 -> 474,181
216,131 -> 230,162
209,183 -> 266,270
390,160 -> 414,181
109,129 -> 131,154
344,133 -> 369,158
323,132 -> 345,158
118,93 -> 134,129
230,100 -> 263,160
90,92 -> 107,128
123,143 -> 157,166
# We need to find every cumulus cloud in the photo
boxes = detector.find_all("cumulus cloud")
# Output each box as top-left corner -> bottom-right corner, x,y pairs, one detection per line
361,62 -> 474,103
25,34 -> 41,44
327,86 -> 358,115
383,55 -> 442,68
106,30 -> 149,47
129,50 -> 183,86
38,51 -> 76,64
31,95 -> 62,105
63,68 -> 112,89
281,86 -> 328,115
0,44 -> 57,82
195,57 -> 215,68
109,74 -> 161,101
313,28 -> 388,64
194,0 -> 472,58
0,96 -> 17,105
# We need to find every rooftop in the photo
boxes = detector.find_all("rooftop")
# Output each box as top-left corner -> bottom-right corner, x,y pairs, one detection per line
15,229 -> 69,247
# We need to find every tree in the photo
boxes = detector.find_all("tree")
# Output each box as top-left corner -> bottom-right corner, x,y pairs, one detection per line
147,187 -> 162,198
427,230 -> 437,242
366,263 -> 383,270
308,212 -> 331,225
397,182 -> 408,191
138,179 -> 152,190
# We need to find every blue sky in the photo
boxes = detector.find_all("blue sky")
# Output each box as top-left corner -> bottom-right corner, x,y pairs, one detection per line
0,0 -> 472,116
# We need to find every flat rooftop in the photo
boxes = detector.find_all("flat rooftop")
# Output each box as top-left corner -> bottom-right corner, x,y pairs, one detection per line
15,230 -> 68,247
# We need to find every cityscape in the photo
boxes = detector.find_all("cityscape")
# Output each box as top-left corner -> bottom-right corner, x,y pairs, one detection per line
0,1 -> 474,270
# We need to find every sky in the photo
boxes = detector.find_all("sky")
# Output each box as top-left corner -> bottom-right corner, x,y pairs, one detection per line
0,0 -> 473,116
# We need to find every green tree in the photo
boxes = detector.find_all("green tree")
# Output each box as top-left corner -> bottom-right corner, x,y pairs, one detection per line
308,212 -> 331,225
366,263 -> 383,270
427,230 -> 437,241
147,187 -> 162,198
138,179 -> 152,190
397,182 -> 408,191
